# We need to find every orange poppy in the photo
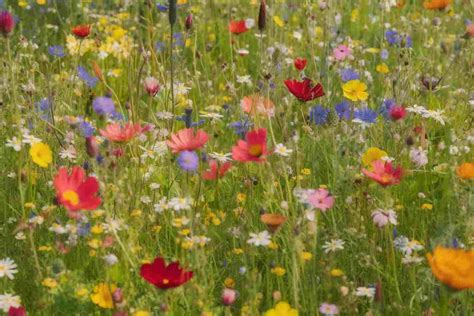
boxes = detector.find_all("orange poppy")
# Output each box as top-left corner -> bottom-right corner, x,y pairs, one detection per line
456,162 -> 474,180
427,246 -> 474,290
423,0 -> 450,10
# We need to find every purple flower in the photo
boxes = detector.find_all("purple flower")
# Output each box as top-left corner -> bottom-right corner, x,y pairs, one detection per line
340,68 -> 359,82
309,105 -> 330,125
48,45 -> 65,58
354,107 -> 377,123
335,101 -> 351,120
319,303 -> 339,315
380,49 -> 389,60
77,66 -> 98,88
177,151 -> 199,172
35,98 -> 51,121
379,99 -> 396,119
93,96 -> 115,115
385,29 -> 401,45
79,121 -> 95,137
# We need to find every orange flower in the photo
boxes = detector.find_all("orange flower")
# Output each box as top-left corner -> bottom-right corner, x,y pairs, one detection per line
423,0 -> 450,10
260,213 -> 287,233
456,162 -> 474,179
427,246 -> 474,290
72,24 -> 91,38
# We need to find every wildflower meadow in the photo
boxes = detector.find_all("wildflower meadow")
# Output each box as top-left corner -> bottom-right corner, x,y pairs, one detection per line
0,0 -> 473,315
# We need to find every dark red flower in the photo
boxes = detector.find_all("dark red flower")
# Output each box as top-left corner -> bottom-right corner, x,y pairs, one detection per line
294,58 -> 307,71
72,24 -> 91,38
389,105 -> 407,121
140,256 -> 193,289
8,306 -> 26,316
0,11 -> 15,36
284,79 -> 324,102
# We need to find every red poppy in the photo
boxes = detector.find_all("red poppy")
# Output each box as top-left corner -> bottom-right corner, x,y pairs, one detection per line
53,166 -> 101,212
294,58 -> 307,71
229,19 -> 253,34
202,160 -> 232,180
0,11 -> 15,36
72,24 -> 91,38
362,159 -> 402,187
284,79 -> 324,102
232,128 -> 269,163
140,256 -> 193,289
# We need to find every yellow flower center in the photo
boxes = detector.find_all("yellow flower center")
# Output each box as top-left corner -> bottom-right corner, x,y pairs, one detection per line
62,190 -> 79,206
248,144 -> 263,157
162,278 -> 170,284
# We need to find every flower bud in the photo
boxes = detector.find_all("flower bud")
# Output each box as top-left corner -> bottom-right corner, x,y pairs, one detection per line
86,136 -> 99,158
185,14 -> 193,30
258,0 -> 266,31
0,11 -> 15,36
144,77 -> 160,96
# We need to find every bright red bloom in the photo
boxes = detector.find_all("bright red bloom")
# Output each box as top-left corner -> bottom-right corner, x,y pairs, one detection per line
202,160 -> 232,180
229,19 -> 253,34
100,122 -> 149,143
167,128 -> 209,154
53,166 -> 101,212
8,306 -> 26,316
0,11 -> 15,36
140,256 -> 193,289
294,58 -> 307,71
72,24 -> 91,38
284,79 -> 325,102
362,159 -> 402,187
232,128 -> 269,163
389,105 -> 407,121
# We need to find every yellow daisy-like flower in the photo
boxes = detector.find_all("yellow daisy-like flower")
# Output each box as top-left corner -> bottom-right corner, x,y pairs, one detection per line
273,16 -> 284,27
376,63 -> 389,74
29,142 -> 52,168
90,283 -> 115,309
264,302 -> 298,316
42,278 -> 58,288
271,266 -> 286,276
36,0 -> 46,4
361,147 -> 387,167
342,80 -> 369,102
133,311 -> 151,316
300,251 -> 313,261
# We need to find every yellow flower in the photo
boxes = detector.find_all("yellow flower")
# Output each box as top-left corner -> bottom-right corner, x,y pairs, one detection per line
76,287 -> 89,298
427,246 -> 474,290
301,168 -> 311,175
376,63 -> 389,74
361,147 -> 387,167
91,225 -> 104,235
131,209 -> 142,217
88,239 -> 101,249
133,311 -> 151,316
39,245 -> 52,252
18,0 -> 28,7
273,16 -> 284,27
351,9 -> 359,22
271,266 -> 286,276
36,0 -> 46,4
264,302 -> 298,316
237,193 -> 247,203
42,278 -> 58,288
330,268 -> 344,277
300,251 -> 313,261
90,283 -> 115,309
232,248 -> 244,255
421,203 -> 433,210
30,142 -> 52,168
224,277 -> 235,288
342,80 -> 369,102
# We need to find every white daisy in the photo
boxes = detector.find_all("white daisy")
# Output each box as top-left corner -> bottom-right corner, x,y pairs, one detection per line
247,231 -> 271,247
0,258 -> 18,280
0,293 -> 21,312
274,143 -> 293,157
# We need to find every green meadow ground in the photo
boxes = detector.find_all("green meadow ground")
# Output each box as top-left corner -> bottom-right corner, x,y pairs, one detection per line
0,0 -> 473,315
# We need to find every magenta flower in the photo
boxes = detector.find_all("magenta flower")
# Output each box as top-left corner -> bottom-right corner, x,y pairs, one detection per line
307,188 -> 335,211
319,303 -> 340,315
333,44 -> 351,61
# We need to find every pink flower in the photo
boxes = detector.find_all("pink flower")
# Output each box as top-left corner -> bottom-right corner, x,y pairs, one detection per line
362,159 -> 403,186
240,95 -> 274,117
167,128 -> 209,154
202,160 -> 232,180
307,188 -> 335,211
144,77 -> 160,96
319,303 -> 339,315
372,209 -> 398,228
333,44 -> 351,61
221,288 -> 237,306
100,122 -> 149,142
232,128 -> 269,163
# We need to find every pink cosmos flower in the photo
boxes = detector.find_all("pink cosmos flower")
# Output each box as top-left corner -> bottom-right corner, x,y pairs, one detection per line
307,188 -> 335,211
319,303 -> 339,315
333,44 -> 351,61
232,128 -> 269,163
372,209 -> 398,228
100,122 -> 150,142
362,159 -> 403,186
167,128 -> 209,154
202,160 -> 232,180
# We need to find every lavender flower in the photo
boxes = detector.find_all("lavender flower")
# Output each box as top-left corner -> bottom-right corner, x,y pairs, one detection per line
177,151 -> 199,172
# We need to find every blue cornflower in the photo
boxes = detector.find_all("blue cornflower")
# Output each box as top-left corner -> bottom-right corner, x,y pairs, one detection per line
354,107 -> 378,123
77,222 -> 91,237
385,30 -> 401,45
381,49 -> 389,60
379,99 -> 396,119
177,151 -> 199,172
334,100 -> 351,120
77,66 -> 98,88
92,96 -> 115,116
79,121 -> 95,137
340,68 -> 359,82
35,98 -> 51,121
173,32 -> 184,47
155,41 -> 166,53
156,3 -> 168,11
48,45 -> 65,58
229,119 -> 253,138
309,105 -> 330,125
403,35 -> 413,48
176,108 -> 205,128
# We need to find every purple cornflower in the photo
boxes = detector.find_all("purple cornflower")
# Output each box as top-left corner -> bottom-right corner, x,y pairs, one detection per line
79,121 -> 95,137
48,45 -> 65,58
93,96 -> 115,116
340,68 -> 359,82
335,100 -> 351,120
385,30 -> 401,45
177,151 -> 199,172
35,98 -> 51,121
77,66 -> 98,88
309,105 -> 330,125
